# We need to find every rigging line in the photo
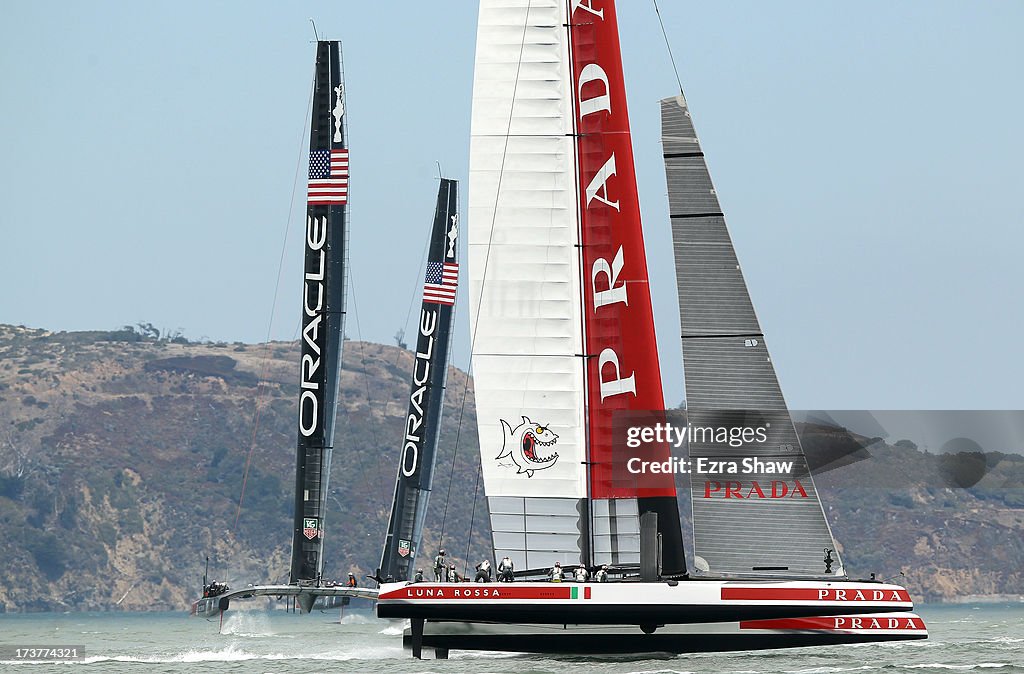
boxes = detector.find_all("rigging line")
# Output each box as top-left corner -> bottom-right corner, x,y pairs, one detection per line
462,455 -> 484,580
234,68 -> 317,532
436,0 -> 533,552
401,196 -> 434,348
344,271 -> 391,508
652,0 -> 684,96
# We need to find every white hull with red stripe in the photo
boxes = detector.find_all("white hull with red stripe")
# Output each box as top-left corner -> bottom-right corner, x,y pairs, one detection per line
404,611 -> 928,656
376,579 -> 916,625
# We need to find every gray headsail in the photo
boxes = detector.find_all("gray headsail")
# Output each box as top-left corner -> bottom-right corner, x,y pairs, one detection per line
290,41 -> 349,584
378,179 -> 459,582
660,95 -> 842,578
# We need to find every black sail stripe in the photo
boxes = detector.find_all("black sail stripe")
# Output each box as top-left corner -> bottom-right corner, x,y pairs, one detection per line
378,179 -> 460,582
290,41 -> 348,585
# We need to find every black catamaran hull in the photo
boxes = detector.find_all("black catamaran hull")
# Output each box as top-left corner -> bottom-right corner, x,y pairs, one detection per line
190,596 -> 229,618
191,585 -> 378,619
404,614 -> 928,656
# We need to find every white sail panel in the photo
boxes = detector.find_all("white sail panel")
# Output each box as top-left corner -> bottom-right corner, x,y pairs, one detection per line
472,1 -> 570,138
469,0 -> 586,566
591,498 -> 640,566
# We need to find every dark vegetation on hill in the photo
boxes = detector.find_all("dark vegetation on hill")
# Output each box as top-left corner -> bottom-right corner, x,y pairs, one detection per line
0,324 -> 1020,611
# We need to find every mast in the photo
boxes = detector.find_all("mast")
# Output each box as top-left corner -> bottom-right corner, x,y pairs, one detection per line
660,94 -> 842,577
290,40 -> 349,585
567,0 -> 685,575
378,179 -> 459,582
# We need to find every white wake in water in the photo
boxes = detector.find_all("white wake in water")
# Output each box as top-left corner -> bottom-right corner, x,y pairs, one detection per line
219,611 -> 282,638
338,612 -> 375,625
70,641 -> 406,664
73,644 -> 281,664
903,665 -> 1016,671
778,663 -> 876,667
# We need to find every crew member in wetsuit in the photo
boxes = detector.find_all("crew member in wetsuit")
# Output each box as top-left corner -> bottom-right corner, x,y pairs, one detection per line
474,559 -> 492,583
433,549 -> 447,582
497,556 -> 514,582
549,562 -> 563,582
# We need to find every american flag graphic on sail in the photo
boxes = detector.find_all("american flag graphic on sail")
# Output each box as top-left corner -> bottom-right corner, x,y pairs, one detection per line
423,261 -> 458,306
308,149 -> 349,205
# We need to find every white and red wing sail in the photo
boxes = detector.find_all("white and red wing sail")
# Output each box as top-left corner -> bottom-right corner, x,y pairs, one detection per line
469,0 -> 588,570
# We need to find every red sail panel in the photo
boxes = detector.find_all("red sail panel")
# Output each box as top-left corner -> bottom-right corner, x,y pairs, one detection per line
570,0 -> 675,499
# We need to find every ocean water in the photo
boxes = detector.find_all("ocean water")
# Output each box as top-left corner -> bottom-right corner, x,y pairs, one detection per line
0,603 -> 1021,673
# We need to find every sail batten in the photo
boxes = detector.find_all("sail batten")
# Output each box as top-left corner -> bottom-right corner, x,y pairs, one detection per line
661,95 -> 842,578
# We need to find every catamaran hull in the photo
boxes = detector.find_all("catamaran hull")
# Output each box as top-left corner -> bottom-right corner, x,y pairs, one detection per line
405,612 -> 928,656
190,596 -> 229,618
377,580 -> 916,625
190,585 -> 378,618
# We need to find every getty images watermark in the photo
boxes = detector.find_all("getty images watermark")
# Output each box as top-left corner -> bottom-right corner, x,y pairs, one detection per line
620,418 -> 812,500
624,421 -> 792,475
606,409 -> 1024,495
606,409 -> 814,497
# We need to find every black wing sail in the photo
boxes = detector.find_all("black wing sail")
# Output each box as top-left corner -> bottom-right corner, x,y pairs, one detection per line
379,179 -> 459,582
660,95 -> 841,577
290,41 -> 349,585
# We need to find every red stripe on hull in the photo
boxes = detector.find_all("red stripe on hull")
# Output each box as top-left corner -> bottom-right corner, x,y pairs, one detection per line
740,615 -> 926,631
722,587 -> 911,603
379,584 -> 571,601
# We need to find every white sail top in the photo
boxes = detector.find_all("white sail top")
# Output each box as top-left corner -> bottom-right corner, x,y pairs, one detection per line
469,0 -> 586,568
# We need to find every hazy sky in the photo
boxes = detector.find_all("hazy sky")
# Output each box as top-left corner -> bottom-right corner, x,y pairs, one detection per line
2,1 -> 1021,410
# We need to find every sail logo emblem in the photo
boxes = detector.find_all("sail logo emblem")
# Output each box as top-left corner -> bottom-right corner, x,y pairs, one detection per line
703,480 -> 810,499
497,416 -> 559,478
398,539 -> 412,558
446,214 -> 458,259
332,84 -> 345,143
303,518 -> 320,540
